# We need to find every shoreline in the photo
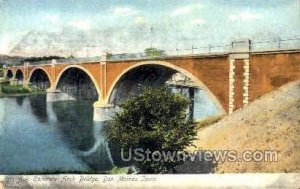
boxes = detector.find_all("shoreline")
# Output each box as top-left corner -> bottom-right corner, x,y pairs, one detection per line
0,91 -> 46,98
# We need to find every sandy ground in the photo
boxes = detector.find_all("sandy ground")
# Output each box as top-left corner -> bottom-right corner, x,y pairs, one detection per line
191,80 -> 300,173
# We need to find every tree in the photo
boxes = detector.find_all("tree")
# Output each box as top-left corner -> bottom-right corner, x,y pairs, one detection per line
21,56 -> 65,63
0,67 -> 3,77
106,52 -> 113,60
144,48 -> 164,57
106,87 -> 197,173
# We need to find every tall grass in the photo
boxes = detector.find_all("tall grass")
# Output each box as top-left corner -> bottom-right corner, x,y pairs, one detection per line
1,84 -> 30,94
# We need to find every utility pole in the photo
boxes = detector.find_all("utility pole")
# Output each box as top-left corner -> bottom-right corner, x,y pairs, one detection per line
150,26 -> 154,48
298,0 -> 300,28
277,37 -> 281,49
208,44 -> 212,53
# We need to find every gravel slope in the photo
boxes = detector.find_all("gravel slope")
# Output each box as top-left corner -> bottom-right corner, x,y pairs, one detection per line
191,80 -> 300,173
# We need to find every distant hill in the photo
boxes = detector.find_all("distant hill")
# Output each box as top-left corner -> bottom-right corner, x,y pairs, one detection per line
192,80 -> 300,173
0,55 -> 26,66
9,30 -> 106,57
0,55 -> 66,66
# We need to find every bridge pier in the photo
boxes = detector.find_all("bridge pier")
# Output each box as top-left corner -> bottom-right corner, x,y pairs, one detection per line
9,78 -> 18,85
23,80 -> 29,88
93,102 -> 114,122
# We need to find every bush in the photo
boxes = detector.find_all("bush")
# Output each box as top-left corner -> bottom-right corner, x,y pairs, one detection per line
107,87 -> 197,173
0,80 -> 10,85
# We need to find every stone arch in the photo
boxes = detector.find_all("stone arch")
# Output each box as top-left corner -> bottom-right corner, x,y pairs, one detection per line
28,67 -> 52,89
15,69 -> 24,81
106,61 -> 226,114
53,65 -> 101,100
28,67 -> 52,84
6,69 -> 14,79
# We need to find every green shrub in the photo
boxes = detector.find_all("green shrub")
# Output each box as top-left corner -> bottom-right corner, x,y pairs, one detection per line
107,87 -> 197,173
110,167 -> 129,174
0,80 -> 10,85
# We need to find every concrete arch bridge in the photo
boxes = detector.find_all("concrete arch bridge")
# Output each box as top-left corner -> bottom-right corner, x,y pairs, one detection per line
4,41 -> 300,121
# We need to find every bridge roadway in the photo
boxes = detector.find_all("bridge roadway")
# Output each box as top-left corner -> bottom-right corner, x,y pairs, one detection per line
4,40 -> 300,121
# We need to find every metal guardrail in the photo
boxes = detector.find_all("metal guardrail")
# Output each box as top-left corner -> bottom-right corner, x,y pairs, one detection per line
6,36 -> 300,66
251,37 -> 300,51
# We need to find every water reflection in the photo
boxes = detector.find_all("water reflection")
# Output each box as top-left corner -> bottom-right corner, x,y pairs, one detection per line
15,96 -> 25,106
0,95 -> 115,174
76,121 -> 116,171
51,101 -> 95,151
29,95 -> 48,123
51,100 -> 116,170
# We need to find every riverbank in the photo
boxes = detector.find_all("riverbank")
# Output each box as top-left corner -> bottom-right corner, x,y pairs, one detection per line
0,91 -> 46,98
0,80 -> 46,97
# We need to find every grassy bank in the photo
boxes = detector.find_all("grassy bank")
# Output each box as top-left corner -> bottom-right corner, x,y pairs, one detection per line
0,80 -> 46,97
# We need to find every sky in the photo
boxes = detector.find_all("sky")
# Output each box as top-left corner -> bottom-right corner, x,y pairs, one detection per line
0,0 -> 299,56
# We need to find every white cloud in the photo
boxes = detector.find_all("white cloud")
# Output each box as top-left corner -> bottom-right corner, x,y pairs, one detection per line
0,38 -> 10,54
113,7 -> 137,16
133,16 -> 147,25
228,11 -> 262,21
68,19 -> 91,30
171,6 -> 193,17
45,14 -> 59,24
190,18 -> 205,26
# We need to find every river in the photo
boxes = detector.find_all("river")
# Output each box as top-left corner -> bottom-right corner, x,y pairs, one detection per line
0,95 -> 119,174
0,90 -> 219,174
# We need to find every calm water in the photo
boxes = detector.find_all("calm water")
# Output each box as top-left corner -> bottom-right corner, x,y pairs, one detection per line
0,92 -> 219,174
0,95 -> 119,174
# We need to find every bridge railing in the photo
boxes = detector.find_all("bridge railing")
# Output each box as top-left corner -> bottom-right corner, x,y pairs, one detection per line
251,37 -> 300,51
103,36 -> 300,61
5,36 -> 300,67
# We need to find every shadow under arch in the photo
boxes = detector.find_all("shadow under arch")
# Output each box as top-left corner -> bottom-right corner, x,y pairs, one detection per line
15,69 -> 24,81
28,67 -> 52,90
6,69 -> 13,79
53,65 -> 100,101
106,61 -> 226,115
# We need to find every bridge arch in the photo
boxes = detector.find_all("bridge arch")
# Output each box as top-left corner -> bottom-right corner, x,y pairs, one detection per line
28,67 -> 52,89
53,65 -> 101,100
6,69 -> 14,79
106,61 -> 226,114
15,69 -> 24,81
